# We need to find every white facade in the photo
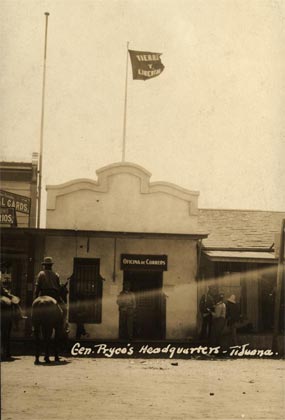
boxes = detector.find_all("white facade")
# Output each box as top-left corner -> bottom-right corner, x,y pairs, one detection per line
45,162 -> 206,340
45,235 -> 198,339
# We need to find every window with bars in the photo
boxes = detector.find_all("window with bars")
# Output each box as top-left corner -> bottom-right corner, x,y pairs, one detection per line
69,258 -> 103,324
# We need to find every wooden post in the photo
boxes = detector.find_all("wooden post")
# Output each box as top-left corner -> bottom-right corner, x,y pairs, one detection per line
272,219 -> 285,353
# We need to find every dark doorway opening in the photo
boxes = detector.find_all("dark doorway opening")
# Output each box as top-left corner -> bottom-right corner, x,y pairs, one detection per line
122,270 -> 166,340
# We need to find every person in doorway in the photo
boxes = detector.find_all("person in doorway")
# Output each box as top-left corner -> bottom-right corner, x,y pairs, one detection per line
75,296 -> 89,340
226,294 -> 240,346
210,293 -> 226,347
117,283 -> 136,340
199,285 -> 218,341
34,256 -> 69,333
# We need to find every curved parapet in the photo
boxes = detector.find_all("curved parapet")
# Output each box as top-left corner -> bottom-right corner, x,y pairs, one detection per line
46,162 -> 200,233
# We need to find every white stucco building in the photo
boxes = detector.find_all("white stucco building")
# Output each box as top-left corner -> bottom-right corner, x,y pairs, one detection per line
44,162 -> 207,340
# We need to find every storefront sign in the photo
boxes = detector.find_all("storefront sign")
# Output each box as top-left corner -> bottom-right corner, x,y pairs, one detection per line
0,190 -> 31,215
0,207 -> 17,226
121,254 -> 168,271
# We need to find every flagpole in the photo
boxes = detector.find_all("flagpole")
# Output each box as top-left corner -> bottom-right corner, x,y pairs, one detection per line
37,12 -> 50,228
122,41 -> 129,162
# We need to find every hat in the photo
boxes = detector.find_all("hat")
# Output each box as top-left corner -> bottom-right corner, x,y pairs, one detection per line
42,256 -> 54,265
227,294 -> 236,304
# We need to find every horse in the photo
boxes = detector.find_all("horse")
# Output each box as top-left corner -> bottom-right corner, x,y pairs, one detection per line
1,294 -> 20,360
31,282 -> 68,365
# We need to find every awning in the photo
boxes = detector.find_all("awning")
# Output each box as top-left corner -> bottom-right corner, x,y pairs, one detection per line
203,250 -> 277,264
0,226 -> 208,241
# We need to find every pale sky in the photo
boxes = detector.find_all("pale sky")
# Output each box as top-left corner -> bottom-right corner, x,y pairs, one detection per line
1,0 -> 285,223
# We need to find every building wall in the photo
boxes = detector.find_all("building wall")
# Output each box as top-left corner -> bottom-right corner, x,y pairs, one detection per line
44,235 -> 198,339
44,162 -> 204,339
46,162 -> 200,234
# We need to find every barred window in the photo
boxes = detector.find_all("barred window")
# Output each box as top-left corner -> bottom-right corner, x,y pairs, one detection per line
69,258 -> 103,324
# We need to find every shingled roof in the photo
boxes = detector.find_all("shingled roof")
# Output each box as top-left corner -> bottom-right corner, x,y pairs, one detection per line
198,209 -> 285,249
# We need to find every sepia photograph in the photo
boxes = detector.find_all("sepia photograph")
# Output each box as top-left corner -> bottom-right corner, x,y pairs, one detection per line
1,1 -> 285,419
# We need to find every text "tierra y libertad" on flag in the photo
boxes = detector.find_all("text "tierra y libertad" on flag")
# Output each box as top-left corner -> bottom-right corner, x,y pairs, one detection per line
129,50 -> 165,81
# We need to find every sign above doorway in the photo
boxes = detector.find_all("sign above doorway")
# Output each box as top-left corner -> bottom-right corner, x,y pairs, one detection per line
121,254 -> 168,271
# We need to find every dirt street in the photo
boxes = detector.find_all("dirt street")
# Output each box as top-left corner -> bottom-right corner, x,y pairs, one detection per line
1,357 -> 284,420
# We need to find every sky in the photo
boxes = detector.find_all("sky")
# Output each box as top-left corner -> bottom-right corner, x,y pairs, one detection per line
1,0 -> 285,224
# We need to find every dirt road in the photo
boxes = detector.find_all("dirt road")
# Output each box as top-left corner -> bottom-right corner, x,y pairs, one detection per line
1,357 -> 284,420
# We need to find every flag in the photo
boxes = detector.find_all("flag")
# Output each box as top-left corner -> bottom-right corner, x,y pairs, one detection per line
128,50 -> 164,81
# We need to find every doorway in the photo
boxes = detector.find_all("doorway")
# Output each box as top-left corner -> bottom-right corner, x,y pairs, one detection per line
123,270 -> 166,340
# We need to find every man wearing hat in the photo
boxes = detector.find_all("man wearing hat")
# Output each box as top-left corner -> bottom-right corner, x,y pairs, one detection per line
226,294 -> 240,345
35,257 -> 69,333
209,292 -> 227,347
199,285 -> 219,341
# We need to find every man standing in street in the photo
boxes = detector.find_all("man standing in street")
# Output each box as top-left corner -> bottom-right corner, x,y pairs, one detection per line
226,294 -> 240,345
199,285 -> 218,341
210,293 -> 226,347
117,283 -> 136,340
